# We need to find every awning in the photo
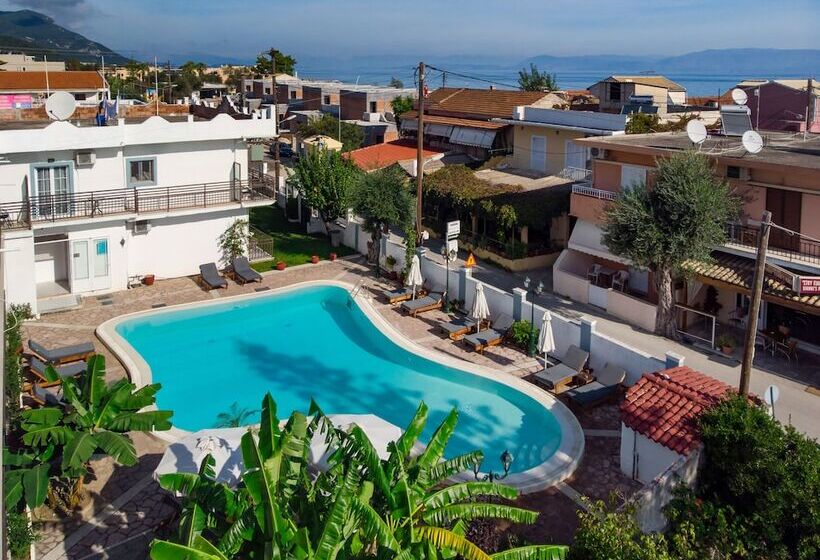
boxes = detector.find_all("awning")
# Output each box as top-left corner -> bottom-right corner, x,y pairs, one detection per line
568,220 -> 631,264
424,123 -> 454,137
449,126 -> 497,148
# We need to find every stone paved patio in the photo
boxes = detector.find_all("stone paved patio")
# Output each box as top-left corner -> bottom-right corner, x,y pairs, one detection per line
23,257 -> 639,557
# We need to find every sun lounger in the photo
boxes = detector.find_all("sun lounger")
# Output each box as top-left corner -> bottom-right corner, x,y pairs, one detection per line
231,257 -> 263,284
534,345 -> 589,392
439,316 -> 477,340
382,285 -> 426,304
564,363 -> 626,407
462,314 -> 515,353
29,356 -> 86,387
400,292 -> 444,317
29,383 -> 66,407
199,263 -> 228,290
28,339 -> 94,365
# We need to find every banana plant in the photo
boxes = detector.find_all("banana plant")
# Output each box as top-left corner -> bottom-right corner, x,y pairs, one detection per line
18,354 -> 173,507
3,447 -> 53,510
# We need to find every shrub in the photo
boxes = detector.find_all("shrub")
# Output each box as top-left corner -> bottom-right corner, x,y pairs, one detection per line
5,303 -> 32,427
7,510 -> 38,560
510,320 -> 538,349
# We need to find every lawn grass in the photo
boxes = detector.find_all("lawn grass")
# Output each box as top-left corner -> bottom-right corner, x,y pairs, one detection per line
250,206 -> 355,271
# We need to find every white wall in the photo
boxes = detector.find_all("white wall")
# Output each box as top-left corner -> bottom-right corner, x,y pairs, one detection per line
631,445 -> 701,533
3,230 -> 36,312
620,425 -> 685,484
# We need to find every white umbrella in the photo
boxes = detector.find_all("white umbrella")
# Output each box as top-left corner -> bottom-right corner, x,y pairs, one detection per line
471,283 -> 490,332
537,311 -> 556,368
309,414 -> 407,471
154,428 -> 247,486
405,254 -> 424,299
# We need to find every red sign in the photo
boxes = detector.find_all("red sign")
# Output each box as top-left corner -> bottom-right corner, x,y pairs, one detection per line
798,276 -> 820,295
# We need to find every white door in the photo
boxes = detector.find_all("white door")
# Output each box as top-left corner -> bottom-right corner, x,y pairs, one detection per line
564,140 -> 588,171
530,135 -> 547,173
34,165 -> 71,218
70,237 -> 110,294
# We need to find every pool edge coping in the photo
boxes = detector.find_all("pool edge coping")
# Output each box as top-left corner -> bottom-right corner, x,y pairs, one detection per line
96,279 -> 584,494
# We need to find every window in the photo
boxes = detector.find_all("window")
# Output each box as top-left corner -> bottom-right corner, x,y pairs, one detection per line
264,87 -> 271,95
369,101 -> 378,113
32,163 -> 72,217
620,164 -> 647,191
290,90 -> 297,99
727,165 -> 742,179
323,95 -> 331,105
609,82 -> 622,102
127,158 -> 156,187
245,85 -> 251,92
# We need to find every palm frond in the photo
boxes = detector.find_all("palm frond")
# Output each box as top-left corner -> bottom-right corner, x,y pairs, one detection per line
427,451 -> 484,483
422,503 -> 538,526
490,545 -> 569,560
94,431 -> 137,466
415,525 -> 491,560
425,482 -> 519,509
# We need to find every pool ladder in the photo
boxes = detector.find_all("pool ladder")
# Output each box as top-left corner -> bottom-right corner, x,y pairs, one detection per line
349,278 -> 366,300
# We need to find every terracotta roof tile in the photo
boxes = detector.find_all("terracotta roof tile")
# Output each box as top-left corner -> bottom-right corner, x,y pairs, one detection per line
344,140 -> 443,171
620,366 -> 735,455
0,71 -> 105,92
400,111 -> 508,130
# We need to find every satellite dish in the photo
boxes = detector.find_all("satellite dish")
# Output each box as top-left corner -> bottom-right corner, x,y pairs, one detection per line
742,130 -> 764,154
686,120 -> 708,144
45,91 -> 76,121
731,88 -> 748,106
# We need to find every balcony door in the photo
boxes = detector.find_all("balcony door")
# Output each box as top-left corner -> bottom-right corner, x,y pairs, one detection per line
70,237 -> 111,294
766,188 -> 801,252
34,164 -> 72,218
530,135 -> 547,173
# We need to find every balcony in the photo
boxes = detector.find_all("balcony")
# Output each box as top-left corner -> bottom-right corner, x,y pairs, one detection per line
0,176 -> 275,230
724,222 -> 820,268
570,184 -> 616,225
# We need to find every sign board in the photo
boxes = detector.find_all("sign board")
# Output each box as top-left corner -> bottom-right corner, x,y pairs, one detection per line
796,276 -> 820,295
765,262 -> 795,289
446,220 -> 460,240
447,239 -> 458,256
465,253 -> 477,268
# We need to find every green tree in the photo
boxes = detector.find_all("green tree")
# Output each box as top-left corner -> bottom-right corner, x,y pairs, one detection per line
218,218 -> 249,267
625,112 -> 660,134
390,94 -> 415,124
18,355 -> 173,511
388,77 -> 404,88
300,114 -> 364,152
214,402 -> 257,428
253,51 -> 297,76
350,166 -> 415,270
517,64 -> 557,92
601,151 -> 738,337
291,148 -> 360,234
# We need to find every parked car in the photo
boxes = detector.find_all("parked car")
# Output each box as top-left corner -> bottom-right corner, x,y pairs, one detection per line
270,143 -> 294,158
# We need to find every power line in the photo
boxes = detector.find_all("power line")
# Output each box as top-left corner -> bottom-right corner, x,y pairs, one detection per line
424,64 -> 521,90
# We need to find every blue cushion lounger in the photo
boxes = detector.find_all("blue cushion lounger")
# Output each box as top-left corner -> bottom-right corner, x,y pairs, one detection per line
383,286 -> 415,304
30,383 -> 66,407
29,356 -> 86,386
564,364 -> 626,407
28,339 -> 94,365
199,262 -> 228,290
534,345 -> 589,391
400,292 -> 444,317
439,316 -> 477,340
231,257 -> 263,284
462,314 -> 515,353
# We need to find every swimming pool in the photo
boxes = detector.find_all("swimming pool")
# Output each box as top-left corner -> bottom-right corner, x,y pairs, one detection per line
99,281 -> 583,490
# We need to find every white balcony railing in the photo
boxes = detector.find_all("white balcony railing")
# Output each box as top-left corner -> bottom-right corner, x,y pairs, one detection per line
559,166 -> 592,184
571,184 -> 617,201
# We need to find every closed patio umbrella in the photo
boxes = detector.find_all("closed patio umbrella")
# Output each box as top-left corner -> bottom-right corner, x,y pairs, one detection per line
154,427 -> 247,486
537,311 -> 556,368
471,283 -> 490,332
309,414 -> 411,471
406,254 -> 424,299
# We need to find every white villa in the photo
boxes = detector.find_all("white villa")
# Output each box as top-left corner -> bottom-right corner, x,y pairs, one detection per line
0,113 -> 277,315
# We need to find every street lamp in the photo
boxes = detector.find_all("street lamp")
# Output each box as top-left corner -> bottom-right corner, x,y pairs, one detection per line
523,276 -> 544,357
441,244 -> 457,312
473,450 -> 514,483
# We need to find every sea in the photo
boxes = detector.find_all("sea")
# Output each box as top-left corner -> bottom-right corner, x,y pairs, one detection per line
292,60 -> 799,97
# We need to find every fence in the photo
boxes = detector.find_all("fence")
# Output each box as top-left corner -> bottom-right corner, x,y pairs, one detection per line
248,226 -> 274,262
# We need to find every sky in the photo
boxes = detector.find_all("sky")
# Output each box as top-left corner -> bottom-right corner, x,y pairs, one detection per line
3,0 -> 819,64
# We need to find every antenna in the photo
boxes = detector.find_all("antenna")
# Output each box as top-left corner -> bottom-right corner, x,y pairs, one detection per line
742,130 -> 764,154
686,120 -> 708,145
731,87 -> 748,106
44,91 -> 76,121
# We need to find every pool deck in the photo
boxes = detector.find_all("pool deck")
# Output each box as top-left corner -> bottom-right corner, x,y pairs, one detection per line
23,257 -> 640,558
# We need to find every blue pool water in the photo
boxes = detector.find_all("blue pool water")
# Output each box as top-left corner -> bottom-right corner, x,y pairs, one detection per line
115,285 -> 562,473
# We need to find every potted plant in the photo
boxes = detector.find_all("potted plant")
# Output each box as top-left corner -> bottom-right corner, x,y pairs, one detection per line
311,255 -> 320,264
385,255 -> 397,279
329,252 -> 337,261
716,333 -> 735,355
142,274 -> 155,286
275,261 -> 287,271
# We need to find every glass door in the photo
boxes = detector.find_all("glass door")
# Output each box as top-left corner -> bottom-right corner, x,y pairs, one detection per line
92,238 -> 111,290
34,165 -> 72,218
70,240 -> 91,293
69,237 -> 111,294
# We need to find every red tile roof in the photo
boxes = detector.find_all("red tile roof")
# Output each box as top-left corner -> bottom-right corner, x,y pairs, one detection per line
400,111 -> 508,130
0,71 -> 105,92
345,140 -> 444,171
620,366 -> 734,455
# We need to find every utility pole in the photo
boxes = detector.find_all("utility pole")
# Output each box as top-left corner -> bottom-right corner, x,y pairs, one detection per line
806,78 -> 813,139
270,49 -> 280,197
167,60 -> 172,104
415,61 -> 425,246
0,226 -> 6,560
739,210 -> 772,396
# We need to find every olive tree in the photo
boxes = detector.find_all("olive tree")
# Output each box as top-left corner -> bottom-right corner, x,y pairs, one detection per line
291,149 -> 360,237
602,151 -> 738,338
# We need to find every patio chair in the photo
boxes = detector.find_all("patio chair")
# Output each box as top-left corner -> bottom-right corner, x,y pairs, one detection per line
612,270 -> 629,292
29,356 -> 86,387
775,340 -> 798,365
231,256 -> 263,284
199,262 -> 228,290
383,285 -> 426,304
587,264 -> 601,285
28,339 -> 94,365
28,383 -> 66,407
438,316 -> 478,341
462,314 -> 515,353
401,292 -> 444,317
534,345 -> 589,392
563,363 -> 626,408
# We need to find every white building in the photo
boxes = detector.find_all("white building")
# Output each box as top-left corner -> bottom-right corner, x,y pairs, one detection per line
0,113 -> 276,315
0,53 -> 66,72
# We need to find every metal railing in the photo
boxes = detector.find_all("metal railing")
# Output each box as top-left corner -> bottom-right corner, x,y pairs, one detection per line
0,178 -> 275,230
724,222 -> 820,265
559,166 -> 592,184
459,229 -> 557,260
248,225 -> 274,262
571,184 -> 617,201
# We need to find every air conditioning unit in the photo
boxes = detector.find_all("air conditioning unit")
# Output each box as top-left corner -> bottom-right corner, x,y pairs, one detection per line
75,151 -> 95,166
590,147 -> 608,159
132,220 -> 151,235
726,165 -> 751,181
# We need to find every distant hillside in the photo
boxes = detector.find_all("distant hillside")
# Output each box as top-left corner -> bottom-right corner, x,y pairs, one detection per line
0,9 -> 128,65
524,48 -> 820,77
